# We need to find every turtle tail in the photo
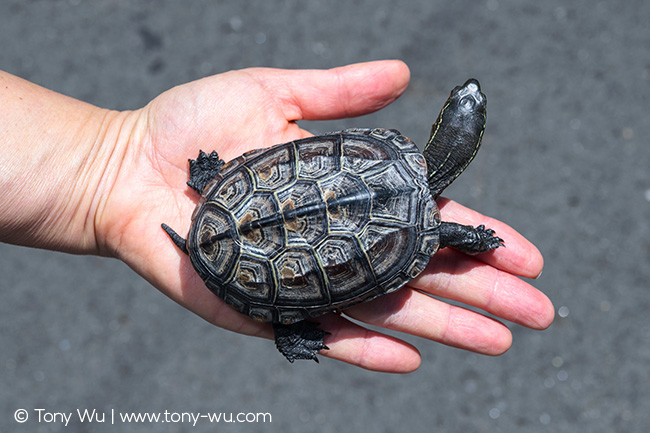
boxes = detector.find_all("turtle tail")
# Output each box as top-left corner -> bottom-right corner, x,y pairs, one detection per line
161,223 -> 188,254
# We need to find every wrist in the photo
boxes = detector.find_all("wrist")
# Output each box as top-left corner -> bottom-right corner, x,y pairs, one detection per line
0,71 -> 142,255
72,108 -> 143,256
85,108 -> 145,257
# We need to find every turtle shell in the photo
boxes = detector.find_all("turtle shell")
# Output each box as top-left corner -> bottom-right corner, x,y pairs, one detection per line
186,128 -> 441,325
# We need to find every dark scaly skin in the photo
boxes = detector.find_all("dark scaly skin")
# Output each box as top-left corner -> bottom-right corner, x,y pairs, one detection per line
273,322 -> 330,363
424,79 -> 487,200
187,150 -> 225,195
424,79 -> 503,254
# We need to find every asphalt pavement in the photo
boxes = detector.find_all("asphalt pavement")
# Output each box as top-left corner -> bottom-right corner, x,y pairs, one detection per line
2,1 -> 649,432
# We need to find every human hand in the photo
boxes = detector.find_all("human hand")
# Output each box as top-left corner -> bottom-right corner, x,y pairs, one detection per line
1,61 -> 553,372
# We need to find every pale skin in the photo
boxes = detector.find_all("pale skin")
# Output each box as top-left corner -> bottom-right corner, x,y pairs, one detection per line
0,60 -> 554,373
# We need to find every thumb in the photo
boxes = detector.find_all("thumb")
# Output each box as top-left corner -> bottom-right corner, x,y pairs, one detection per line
255,60 -> 411,121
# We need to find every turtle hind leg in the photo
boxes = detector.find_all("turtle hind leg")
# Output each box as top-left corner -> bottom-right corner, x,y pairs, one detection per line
187,150 -> 225,194
273,321 -> 329,363
439,222 -> 504,255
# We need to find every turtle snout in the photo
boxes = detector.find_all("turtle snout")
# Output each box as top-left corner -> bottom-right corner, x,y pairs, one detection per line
458,78 -> 486,114
462,78 -> 481,93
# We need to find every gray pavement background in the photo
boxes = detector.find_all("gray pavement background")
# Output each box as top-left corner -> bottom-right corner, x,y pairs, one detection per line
1,1 -> 649,432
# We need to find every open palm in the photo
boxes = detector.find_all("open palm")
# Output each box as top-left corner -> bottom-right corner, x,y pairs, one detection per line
95,61 -> 553,372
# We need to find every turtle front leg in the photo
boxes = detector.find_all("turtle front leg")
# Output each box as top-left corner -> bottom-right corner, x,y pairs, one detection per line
273,321 -> 329,363
187,150 -> 225,194
439,222 -> 504,255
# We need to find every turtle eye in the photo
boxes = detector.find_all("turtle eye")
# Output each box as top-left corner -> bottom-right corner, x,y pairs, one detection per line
459,95 -> 475,111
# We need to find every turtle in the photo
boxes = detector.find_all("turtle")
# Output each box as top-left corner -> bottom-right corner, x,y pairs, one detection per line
161,78 -> 503,363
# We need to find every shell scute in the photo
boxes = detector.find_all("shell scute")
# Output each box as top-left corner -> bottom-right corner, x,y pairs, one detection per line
296,135 -> 341,179
315,234 -> 377,303
247,142 -> 296,190
273,247 -> 330,307
277,180 -> 328,246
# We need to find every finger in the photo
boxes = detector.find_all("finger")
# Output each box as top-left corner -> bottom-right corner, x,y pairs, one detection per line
411,249 -> 555,330
438,198 -> 545,279
258,60 -> 411,121
345,288 -> 513,355
316,313 -> 422,373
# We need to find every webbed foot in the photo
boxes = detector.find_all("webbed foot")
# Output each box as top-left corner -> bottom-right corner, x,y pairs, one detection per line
439,222 -> 504,255
273,321 -> 329,363
472,224 -> 505,252
187,150 -> 225,194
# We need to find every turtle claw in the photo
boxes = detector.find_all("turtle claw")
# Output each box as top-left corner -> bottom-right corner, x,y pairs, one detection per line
473,224 -> 504,253
273,321 -> 329,363
187,150 -> 225,194
439,222 -> 504,255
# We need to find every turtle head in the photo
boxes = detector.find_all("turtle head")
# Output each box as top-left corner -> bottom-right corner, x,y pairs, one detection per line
424,79 -> 487,199
447,79 -> 486,127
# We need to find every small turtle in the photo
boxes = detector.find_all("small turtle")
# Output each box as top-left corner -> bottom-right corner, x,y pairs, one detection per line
162,79 -> 503,362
